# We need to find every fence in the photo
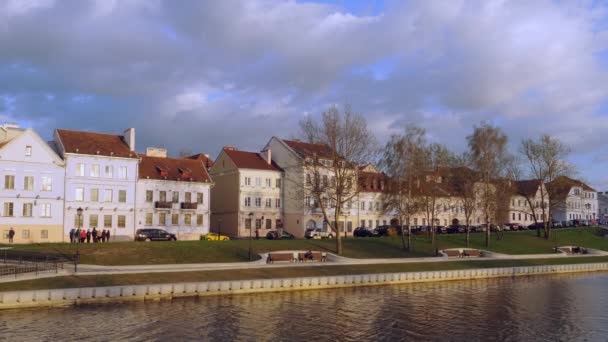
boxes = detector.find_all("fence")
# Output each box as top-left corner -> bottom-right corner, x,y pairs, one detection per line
0,250 -> 74,279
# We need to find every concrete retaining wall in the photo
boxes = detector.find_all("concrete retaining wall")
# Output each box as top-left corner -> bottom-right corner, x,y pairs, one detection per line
1,262 -> 607,310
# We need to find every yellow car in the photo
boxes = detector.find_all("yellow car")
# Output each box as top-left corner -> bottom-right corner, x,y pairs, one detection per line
204,233 -> 230,241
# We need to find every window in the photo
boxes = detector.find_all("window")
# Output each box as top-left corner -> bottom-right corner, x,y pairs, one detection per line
22,230 -> 30,239
255,197 -> 262,207
322,175 -> 328,187
197,214 -> 203,226
266,219 -> 272,229
145,213 -> 153,225
184,213 -> 192,225
255,219 -> 262,230
361,220 -> 365,227
22,203 -> 33,217
245,219 -> 252,230
90,188 -> 99,202
244,177 -> 251,186
159,191 -> 167,202
275,199 -> 281,208
347,221 -> 353,232
172,192 -> 179,203
76,163 -> 85,177
90,164 -> 100,177
104,189 -> 113,202
41,176 -> 52,191
185,192 -> 192,203
119,190 -> 126,203
105,165 -> 113,178
4,175 -> 15,190
40,204 -> 51,218
104,215 -> 112,228
24,176 -> 34,191
159,212 -> 166,225
305,196 -> 311,208
171,213 -> 179,225
90,215 -> 98,228
117,215 -> 126,228
265,198 -> 272,208
255,177 -> 261,186
41,230 -> 48,239
361,202 -> 365,210
376,220 -> 380,228
265,178 -> 271,187
25,145 -> 32,157
119,166 -> 128,179
146,190 -> 153,202
75,188 -> 84,201
197,193 -> 204,204
512,213 -> 515,220
244,197 -> 251,207
75,213 -> 83,227
276,179 -> 281,188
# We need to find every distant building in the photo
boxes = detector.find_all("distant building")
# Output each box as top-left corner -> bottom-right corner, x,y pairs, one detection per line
509,179 -> 548,226
210,147 -> 283,238
598,191 -> 608,221
53,128 -> 139,240
0,124 -> 65,243
546,176 -> 598,222
136,147 -> 212,240
356,165 -> 394,232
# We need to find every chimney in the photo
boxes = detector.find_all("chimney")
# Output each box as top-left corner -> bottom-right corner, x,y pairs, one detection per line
2,122 -> 19,129
223,146 -> 236,151
266,148 -> 271,165
146,147 -> 167,158
123,128 -> 135,151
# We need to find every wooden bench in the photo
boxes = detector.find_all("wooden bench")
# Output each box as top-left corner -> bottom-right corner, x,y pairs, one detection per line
444,250 -> 461,258
267,253 -> 297,264
463,249 -> 482,257
298,252 -> 326,262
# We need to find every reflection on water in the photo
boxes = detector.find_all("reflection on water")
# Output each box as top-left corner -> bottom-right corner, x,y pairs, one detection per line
1,273 -> 608,341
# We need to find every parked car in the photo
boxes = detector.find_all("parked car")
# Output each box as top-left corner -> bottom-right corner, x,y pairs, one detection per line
375,225 -> 395,237
266,230 -> 295,240
527,222 -> 547,231
204,232 -> 230,241
353,227 -> 379,237
135,229 -> 177,242
304,228 -> 334,239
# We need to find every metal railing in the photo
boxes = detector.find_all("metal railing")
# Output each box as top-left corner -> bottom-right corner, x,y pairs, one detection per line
0,250 -> 74,279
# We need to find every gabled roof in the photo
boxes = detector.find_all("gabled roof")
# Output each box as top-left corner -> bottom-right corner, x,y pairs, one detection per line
0,128 -> 64,165
139,155 -> 212,183
223,148 -> 281,171
185,153 -> 214,168
282,139 -> 334,159
359,171 -> 388,193
546,176 -> 596,200
55,129 -> 137,159
513,179 -> 543,197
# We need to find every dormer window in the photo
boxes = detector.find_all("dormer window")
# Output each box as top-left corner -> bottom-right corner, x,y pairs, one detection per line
156,165 -> 169,177
25,146 -> 32,157
179,167 -> 192,178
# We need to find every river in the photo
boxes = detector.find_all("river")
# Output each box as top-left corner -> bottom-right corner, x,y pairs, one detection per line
1,273 -> 607,341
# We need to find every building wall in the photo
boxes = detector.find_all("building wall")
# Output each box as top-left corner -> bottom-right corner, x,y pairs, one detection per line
236,169 -> 282,238
0,129 -> 65,243
210,152 -> 242,237
598,192 -> 608,221
62,154 -> 138,240
552,187 -> 598,222
136,179 -> 211,240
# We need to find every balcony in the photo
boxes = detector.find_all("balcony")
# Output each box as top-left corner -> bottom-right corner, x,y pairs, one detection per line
155,201 -> 172,209
181,202 -> 198,210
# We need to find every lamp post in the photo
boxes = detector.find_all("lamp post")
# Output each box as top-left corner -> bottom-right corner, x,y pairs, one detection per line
75,207 -> 83,272
248,212 -> 254,261
218,217 -> 222,241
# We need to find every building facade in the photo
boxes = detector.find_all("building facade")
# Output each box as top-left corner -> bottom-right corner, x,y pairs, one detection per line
0,124 -> 65,243
547,176 -> 598,222
598,192 -> 608,222
210,147 -> 283,238
508,179 -> 548,226
136,147 -> 212,240
53,128 -> 139,241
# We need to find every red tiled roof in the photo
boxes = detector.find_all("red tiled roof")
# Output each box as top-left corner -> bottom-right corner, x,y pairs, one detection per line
283,139 -> 334,159
358,171 -> 388,193
186,153 -> 215,168
56,129 -> 137,158
224,149 -> 281,171
139,155 -> 212,182
515,179 -> 542,197
547,176 -> 596,200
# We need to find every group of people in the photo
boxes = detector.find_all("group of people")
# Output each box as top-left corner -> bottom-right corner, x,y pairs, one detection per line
69,228 -> 111,243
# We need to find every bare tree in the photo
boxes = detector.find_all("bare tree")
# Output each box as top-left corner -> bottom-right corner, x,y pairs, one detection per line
451,154 -> 478,247
467,122 -> 510,247
520,135 -> 573,239
380,125 -> 426,251
299,106 -> 375,255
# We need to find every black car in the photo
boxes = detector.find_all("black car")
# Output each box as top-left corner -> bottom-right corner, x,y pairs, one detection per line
135,229 -> 177,242
266,230 -> 295,240
353,227 -> 379,237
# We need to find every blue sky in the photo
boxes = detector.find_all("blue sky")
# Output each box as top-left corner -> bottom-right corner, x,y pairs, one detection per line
1,0 -> 608,189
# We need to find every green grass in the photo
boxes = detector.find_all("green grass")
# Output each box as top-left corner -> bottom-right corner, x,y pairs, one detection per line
2,227 -> 607,265
1,256 -> 607,292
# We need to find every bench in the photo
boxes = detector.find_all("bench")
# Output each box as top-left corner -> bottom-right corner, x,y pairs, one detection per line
298,252 -> 326,262
444,250 -> 462,258
266,253 -> 297,264
463,249 -> 482,257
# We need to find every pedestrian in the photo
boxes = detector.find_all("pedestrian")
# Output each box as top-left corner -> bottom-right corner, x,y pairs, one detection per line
255,229 -> 259,240
106,230 -> 111,242
102,229 -> 107,242
92,227 -> 97,243
86,229 -> 91,243
75,228 -> 80,243
80,229 -> 86,243
8,227 -> 15,243
69,228 -> 75,243
97,229 -> 102,243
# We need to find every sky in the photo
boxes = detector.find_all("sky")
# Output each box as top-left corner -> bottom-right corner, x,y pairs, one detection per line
1,0 -> 608,189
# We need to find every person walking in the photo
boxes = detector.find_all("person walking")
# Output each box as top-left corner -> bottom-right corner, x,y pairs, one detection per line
96,229 -> 102,243
92,227 -> 97,243
75,228 -> 80,243
8,227 -> 15,243
69,228 -> 75,243
80,229 -> 86,243
86,229 -> 91,243
102,230 -> 107,243
106,229 -> 111,242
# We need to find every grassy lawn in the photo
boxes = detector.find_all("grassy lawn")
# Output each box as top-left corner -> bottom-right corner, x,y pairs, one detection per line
1,256 -> 608,292
1,227 -> 606,265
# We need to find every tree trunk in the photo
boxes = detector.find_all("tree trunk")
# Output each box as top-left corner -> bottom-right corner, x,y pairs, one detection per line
408,225 -> 412,252
336,233 -> 343,255
399,217 -> 408,251
466,224 -> 470,248
485,216 -> 490,248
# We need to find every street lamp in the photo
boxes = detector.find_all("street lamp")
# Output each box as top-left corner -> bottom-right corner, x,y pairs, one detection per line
248,212 -> 254,261
75,207 -> 83,272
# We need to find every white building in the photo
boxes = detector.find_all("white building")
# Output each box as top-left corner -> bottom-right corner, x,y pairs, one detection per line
210,147 -> 283,238
0,124 -> 65,243
509,179 -> 548,226
598,192 -> 608,222
136,147 -> 212,240
547,176 -> 598,222
53,128 -> 139,241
